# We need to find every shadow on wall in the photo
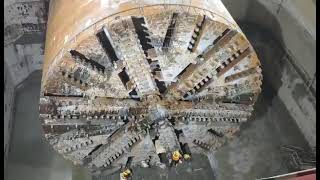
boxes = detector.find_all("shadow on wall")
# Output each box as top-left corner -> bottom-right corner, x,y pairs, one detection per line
224,0 -> 316,94
238,0 -> 287,114
221,0 -> 286,118
240,22 -> 285,110
222,0 -> 316,148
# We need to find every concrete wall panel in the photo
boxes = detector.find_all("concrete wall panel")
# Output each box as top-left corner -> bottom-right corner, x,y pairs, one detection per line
4,61 -> 16,177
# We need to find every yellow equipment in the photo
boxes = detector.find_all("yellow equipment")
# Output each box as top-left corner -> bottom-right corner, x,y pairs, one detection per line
172,150 -> 182,161
183,154 -> 191,160
120,169 -> 132,180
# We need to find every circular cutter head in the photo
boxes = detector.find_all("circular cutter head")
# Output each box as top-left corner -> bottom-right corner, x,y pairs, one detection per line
39,0 -> 262,175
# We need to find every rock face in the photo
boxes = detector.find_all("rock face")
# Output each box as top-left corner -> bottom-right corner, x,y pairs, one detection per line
39,0 -> 262,175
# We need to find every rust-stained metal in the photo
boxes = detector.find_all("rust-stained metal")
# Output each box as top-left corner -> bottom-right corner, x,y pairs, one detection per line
39,0 -> 262,175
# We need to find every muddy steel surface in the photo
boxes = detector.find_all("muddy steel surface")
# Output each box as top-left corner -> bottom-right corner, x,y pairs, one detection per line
39,1 -> 262,176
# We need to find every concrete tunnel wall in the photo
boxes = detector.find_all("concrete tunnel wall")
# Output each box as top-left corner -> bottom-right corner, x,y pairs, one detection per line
3,0 -> 316,170
221,0 -> 316,147
4,61 -> 16,175
3,0 -> 49,173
